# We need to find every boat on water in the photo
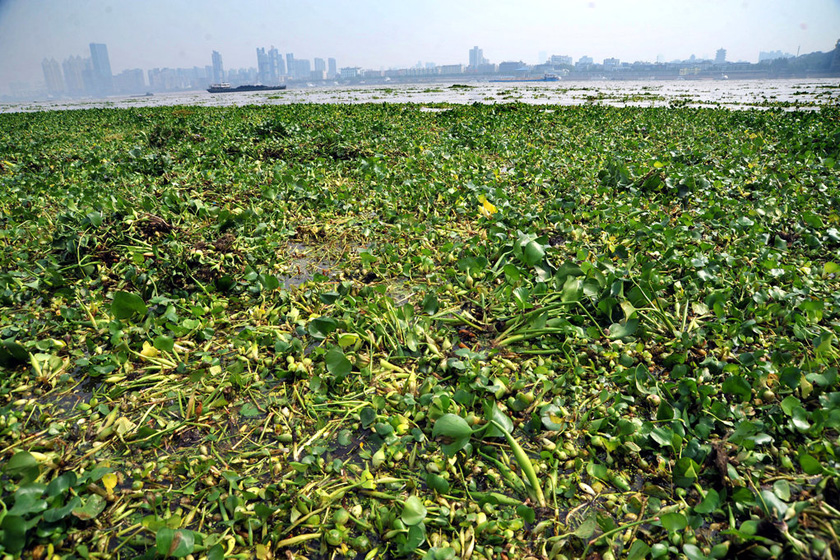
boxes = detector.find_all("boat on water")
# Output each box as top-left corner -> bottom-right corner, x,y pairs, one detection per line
206,83 -> 287,93
490,73 -> 560,83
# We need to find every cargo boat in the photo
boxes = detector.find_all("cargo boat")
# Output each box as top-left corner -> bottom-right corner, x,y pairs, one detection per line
207,83 -> 287,93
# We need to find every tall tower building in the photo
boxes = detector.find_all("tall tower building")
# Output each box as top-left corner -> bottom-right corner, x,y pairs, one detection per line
256,47 -> 269,83
469,46 -> 485,69
62,56 -> 86,95
211,50 -> 224,83
268,47 -> 283,81
89,43 -> 113,94
286,53 -> 295,78
715,48 -> 727,64
42,58 -> 64,95
328,58 -> 337,79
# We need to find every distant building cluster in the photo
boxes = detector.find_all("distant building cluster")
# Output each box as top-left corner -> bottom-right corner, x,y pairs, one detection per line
12,39 -> 838,101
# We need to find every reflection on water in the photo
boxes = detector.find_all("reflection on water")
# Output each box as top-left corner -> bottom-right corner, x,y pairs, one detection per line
1,78 -> 838,113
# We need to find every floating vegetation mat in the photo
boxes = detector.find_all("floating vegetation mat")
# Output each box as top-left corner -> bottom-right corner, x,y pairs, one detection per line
1,102 -> 840,559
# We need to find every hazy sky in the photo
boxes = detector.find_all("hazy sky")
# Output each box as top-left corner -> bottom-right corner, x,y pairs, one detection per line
1,0 -> 839,93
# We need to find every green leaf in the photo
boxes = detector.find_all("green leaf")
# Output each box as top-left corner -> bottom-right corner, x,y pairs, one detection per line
153,335 -> 175,352
693,488 -> 720,514
3,451 -> 40,483
46,472 -> 77,497
156,528 -> 196,558
325,346 -> 352,380
660,512 -> 687,533
722,376 -> 751,402
112,291 -> 147,320
673,457 -> 700,487
421,293 -> 439,315
541,404 -> 565,431
0,515 -> 26,555
573,512 -> 597,538
308,316 -> 338,339
523,240 -> 545,267
483,402 -> 513,438
240,402 -> 261,417
426,473 -> 450,494
627,539 -> 651,560
72,494 -> 107,520
607,319 -> 639,339
401,495 -> 427,526
825,262 -> 840,275
799,453 -> 824,475
432,414 -> 472,456
206,545 -> 225,560
682,544 -> 708,560
516,505 -> 536,524
0,339 -> 29,367
43,496 -> 82,523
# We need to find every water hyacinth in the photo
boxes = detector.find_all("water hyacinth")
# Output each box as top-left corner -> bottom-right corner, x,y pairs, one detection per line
0,94 -> 839,558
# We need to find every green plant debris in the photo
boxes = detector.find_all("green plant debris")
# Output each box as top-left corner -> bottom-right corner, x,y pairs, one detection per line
1,101 -> 840,559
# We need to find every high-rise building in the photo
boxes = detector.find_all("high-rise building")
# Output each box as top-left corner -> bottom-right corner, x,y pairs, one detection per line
286,53 -> 295,77
269,47 -> 284,80
42,58 -> 64,95
328,58 -> 337,79
256,47 -> 270,83
211,51 -> 224,83
89,43 -> 113,94
314,58 -> 326,73
469,46 -> 487,69
62,55 -> 87,95
294,59 -> 311,78
715,48 -> 727,64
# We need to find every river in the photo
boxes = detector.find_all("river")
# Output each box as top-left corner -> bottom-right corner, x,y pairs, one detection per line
1,78 -> 837,113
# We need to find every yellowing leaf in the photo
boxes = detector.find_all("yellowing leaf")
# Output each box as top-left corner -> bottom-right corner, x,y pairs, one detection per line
478,195 -> 498,218
140,341 -> 159,359
102,472 -> 117,493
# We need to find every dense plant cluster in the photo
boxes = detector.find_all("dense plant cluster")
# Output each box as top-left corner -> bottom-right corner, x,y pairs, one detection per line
1,101 -> 839,559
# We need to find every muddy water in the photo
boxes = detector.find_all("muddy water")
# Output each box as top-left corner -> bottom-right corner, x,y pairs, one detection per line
2,78 -> 837,113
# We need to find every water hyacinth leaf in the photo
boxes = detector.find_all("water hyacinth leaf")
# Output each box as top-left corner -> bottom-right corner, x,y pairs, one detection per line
4,451 -> 39,483
46,472 -> 77,497
432,414 -> 472,456
337,332 -> 360,348
401,495 -> 427,526
693,488 -> 720,514
325,346 -> 352,380
402,523 -> 426,553
112,291 -> 147,320
421,293 -> 439,315
483,402 -> 513,438
722,376 -> 751,402
0,339 -> 29,367
799,453 -> 824,475
824,262 -> 840,275
426,473 -> 450,494
573,512 -> 597,539
541,404 -> 565,431
43,496 -> 82,523
153,335 -> 175,352
673,457 -> 700,487
0,515 -> 26,554
607,319 -> 639,339
308,316 -> 338,339
516,505 -> 536,524
156,528 -> 196,558
627,540 -> 651,560
72,494 -> 106,520
101,473 -> 117,494
660,512 -> 687,533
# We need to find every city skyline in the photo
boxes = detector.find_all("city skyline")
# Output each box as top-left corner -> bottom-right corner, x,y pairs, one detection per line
1,0 -> 839,96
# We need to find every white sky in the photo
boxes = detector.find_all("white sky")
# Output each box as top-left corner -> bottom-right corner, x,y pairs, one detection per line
0,0 -> 838,93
